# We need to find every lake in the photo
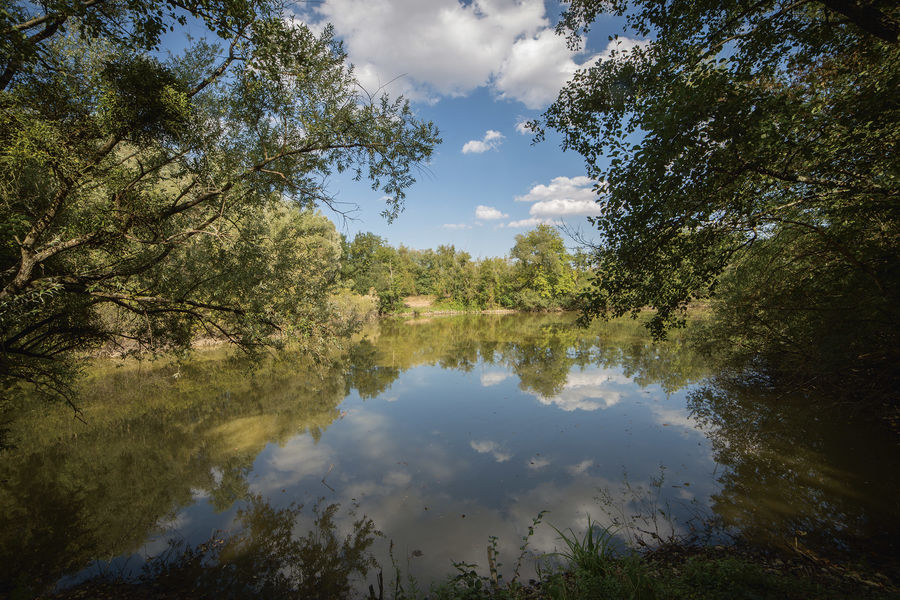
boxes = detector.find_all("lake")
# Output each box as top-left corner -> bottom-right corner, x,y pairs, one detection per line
2,313 -> 897,594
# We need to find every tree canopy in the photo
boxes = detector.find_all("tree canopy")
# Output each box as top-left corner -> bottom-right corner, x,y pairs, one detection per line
337,225 -> 585,312
539,0 -> 898,387
0,0 -> 439,395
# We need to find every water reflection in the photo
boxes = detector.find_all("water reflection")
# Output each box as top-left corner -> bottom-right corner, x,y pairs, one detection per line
688,371 -> 900,571
0,314 -> 895,595
0,353 -> 348,594
72,497 -> 380,600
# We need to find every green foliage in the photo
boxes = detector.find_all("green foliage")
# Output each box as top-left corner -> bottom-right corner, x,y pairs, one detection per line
667,555 -> 843,600
377,289 -> 403,315
510,225 -> 577,311
0,349 -> 351,595
97,55 -> 191,141
702,225 -> 899,394
0,2 -> 439,396
687,370 -> 900,565
61,497 -> 381,600
0,314 -> 713,597
341,232 -> 391,295
428,512 -> 546,600
540,517 -> 658,600
540,0 -> 900,389
329,287 -> 378,330
550,518 -> 617,574
341,225 -> 584,313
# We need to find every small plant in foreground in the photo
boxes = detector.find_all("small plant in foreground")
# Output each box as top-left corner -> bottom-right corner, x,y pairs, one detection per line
541,517 -> 659,600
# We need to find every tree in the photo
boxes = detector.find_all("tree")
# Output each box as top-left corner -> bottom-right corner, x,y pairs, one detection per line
539,0 -> 898,385
475,257 -> 512,308
0,2 -> 439,395
341,232 -> 388,294
509,225 -> 575,310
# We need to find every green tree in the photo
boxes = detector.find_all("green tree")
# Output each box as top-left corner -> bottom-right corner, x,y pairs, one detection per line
475,257 -> 512,308
412,247 -> 439,295
539,0 -> 899,386
509,225 -> 576,310
393,244 -> 418,296
341,232 -> 388,294
0,3 -> 439,395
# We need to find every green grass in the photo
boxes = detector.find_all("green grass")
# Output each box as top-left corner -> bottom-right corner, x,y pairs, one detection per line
41,514 -> 898,600
396,517 -> 897,600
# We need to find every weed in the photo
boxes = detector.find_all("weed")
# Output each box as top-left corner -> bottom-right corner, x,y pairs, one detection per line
542,517 -> 659,600
550,516 -> 616,574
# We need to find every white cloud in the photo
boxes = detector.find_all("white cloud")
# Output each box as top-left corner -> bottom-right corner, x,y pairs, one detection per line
494,28 -> 593,109
515,119 -> 533,135
251,434 -> 333,494
515,176 -> 597,203
442,223 -> 472,230
495,32 -> 647,109
462,130 -> 505,154
532,369 -> 634,412
530,198 -> 598,217
650,405 -> 704,433
470,440 -> 512,463
480,371 -> 510,386
566,459 -> 594,476
528,456 -> 551,469
513,176 -> 602,219
302,0 -> 645,108
308,0 -> 546,103
504,217 -> 560,229
475,205 -> 508,220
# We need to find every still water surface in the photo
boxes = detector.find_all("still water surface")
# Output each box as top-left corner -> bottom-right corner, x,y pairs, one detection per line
2,314 -> 897,592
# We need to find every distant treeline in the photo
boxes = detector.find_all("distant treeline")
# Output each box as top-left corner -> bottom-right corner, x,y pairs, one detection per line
338,224 -> 592,313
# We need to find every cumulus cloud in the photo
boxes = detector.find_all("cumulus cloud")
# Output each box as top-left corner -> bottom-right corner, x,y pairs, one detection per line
470,440 -> 513,463
528,456 -> 551,470
566,459 -> 594,476
504,217 -> 560,229
300,0 -> 645,107
462,130 -> 505,154
513,175 -> 601,219
480,371 -> 510,386
442,223 -> 472,230
530,198 -> 598,217
515,119 -> 534,135
515,176 -> 597,203
306,0 -> 545,102
494,28 -> 593,109
475,204 -> 508,220
532,369 -> 634,412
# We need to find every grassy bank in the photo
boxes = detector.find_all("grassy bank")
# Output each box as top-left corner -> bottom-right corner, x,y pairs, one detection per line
39,520 -> 897,600
42,546 -> 896,600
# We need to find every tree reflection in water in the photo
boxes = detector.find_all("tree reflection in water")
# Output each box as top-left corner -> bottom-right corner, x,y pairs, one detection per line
142,496 -> 379,600
0,352 -> 350,596
12,313 -> 891,595
688,369 -> 900,574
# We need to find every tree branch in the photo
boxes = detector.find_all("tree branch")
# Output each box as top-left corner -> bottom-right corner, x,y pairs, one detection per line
820,0 -> 899,43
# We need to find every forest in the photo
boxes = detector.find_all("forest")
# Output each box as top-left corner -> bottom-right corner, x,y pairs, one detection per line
338,224 -> 591,314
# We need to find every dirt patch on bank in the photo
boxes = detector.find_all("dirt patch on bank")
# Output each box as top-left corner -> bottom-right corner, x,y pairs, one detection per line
403,295 -> 436,308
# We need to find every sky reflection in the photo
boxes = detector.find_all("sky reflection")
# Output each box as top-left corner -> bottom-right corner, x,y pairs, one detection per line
229,352 -> 718,583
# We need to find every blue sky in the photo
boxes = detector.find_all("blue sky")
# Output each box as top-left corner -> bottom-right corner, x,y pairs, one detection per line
289,0 -> 640,258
